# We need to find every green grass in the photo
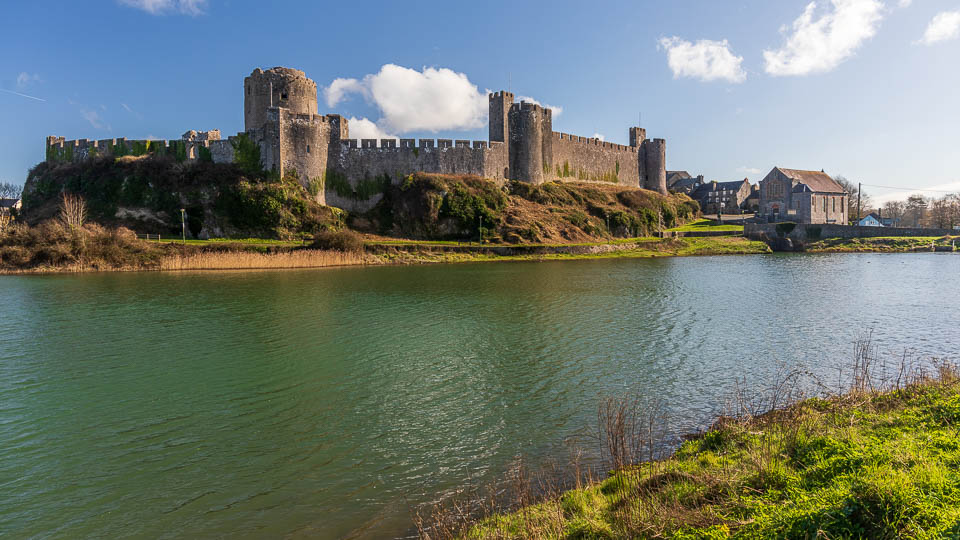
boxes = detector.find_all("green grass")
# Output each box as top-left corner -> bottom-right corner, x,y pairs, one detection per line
668,219 -> 744,233
374,237 -> 770,265
156,237 -> 306,247
465,376 -> 960,539
807,236 -> 957,253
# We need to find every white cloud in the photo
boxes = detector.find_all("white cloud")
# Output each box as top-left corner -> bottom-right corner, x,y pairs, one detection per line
323,64 -> 487,133
16,72 -> 40,89
324,64 -> 564,134
324,78 -> 367,107
81,109 -> 110,130
737,166 -> 764,175
658,37 -> 746,83
516,96 -> 563,117
118,0 -> 206,15
917,10 -> 960,45
763,0 -> 884,76
347,117 -> 397,141
592,133 -> 605,141
898,0 -> 913,7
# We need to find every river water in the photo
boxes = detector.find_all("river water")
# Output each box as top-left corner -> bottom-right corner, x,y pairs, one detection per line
1,253 -> 957,538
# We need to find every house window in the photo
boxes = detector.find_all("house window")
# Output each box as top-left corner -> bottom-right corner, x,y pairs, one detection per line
832,197 -> 836,212
768,182 -> 782,198
281,92 -> 288,100
824,197 -> 827,213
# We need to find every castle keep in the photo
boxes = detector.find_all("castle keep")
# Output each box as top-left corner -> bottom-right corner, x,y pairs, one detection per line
46,67 -> 668,210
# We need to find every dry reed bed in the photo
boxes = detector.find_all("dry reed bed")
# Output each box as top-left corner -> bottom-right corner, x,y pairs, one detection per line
157,249 -> 372,271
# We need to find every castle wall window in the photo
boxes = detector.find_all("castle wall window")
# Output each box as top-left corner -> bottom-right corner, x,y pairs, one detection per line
281,92 -> 288,100
307,145 -> 311,154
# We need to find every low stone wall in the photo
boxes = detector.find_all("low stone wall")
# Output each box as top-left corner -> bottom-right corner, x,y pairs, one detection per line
745,223 -> 958,240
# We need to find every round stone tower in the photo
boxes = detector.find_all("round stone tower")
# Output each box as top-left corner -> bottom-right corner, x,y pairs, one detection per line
508,102 -> 545,184
244,67 -> 318,132
644,139 -> 668,195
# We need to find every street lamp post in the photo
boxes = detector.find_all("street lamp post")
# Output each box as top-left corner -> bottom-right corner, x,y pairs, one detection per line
180,208 -> 186,245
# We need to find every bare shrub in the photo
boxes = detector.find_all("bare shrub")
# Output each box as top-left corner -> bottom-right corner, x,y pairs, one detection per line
311,229 -> 365,252
58,193 -> 87,230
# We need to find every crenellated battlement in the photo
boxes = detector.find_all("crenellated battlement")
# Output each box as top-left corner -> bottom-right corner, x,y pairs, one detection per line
339,138 -> 497,151
552,132 -> 636,152
45,132 -> 240,165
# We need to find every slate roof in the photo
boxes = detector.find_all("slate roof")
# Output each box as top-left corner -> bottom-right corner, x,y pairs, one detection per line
776,168 -> 846,194
690,180 -> 748,201
666,170 -> 692,187
671,176 -> 703,191
0,198 -> 20,209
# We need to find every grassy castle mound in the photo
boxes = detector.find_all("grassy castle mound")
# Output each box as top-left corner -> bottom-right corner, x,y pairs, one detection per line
22,156 -> 699,244
22,155 -> 341,239
353,172 -> 700,244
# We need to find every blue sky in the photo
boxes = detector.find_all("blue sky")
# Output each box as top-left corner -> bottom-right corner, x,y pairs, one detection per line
1,0 -> 958,203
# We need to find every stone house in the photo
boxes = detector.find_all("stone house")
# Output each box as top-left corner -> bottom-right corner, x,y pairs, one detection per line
744,184 -> 760,212
666,171 -> 704,194
758,167 -> 848,224
690,179 -> 751,214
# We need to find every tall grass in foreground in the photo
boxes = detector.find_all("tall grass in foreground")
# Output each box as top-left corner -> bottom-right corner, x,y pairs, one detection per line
413,336 -> 960,539
157,249 -> 369,271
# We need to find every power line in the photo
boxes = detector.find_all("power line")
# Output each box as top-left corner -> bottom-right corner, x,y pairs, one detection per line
859,183 -> 959,195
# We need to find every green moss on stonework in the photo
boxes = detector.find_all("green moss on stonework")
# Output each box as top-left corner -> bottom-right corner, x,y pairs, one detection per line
231,133 -> 262,176
325,170 -> 390,201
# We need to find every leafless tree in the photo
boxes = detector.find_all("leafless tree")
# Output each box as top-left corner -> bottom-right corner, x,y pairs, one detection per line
948,194 -> 960,229
929,197 -> 951,229
0,182 -> 21,200
58,193 -> 87,230
905,194 -> 929,227
882,200 -> 906,226
835,176 -> 871,220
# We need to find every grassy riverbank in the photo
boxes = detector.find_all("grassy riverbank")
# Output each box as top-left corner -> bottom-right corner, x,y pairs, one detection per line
668,218 -> 744,233
450,363 -> 960,539
0,222 -> 770,274
805,236 -> 958,253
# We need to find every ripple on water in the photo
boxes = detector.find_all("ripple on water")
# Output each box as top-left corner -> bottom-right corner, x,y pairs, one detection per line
0,254 -> 957,538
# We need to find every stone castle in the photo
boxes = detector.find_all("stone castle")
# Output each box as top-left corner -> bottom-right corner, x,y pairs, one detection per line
46,67 -> 667,210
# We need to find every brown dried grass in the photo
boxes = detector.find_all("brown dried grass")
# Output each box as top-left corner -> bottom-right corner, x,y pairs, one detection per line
157,248 -> 370,271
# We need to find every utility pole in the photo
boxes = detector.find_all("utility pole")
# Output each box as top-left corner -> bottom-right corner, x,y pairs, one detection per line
857,182 -> 862,224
